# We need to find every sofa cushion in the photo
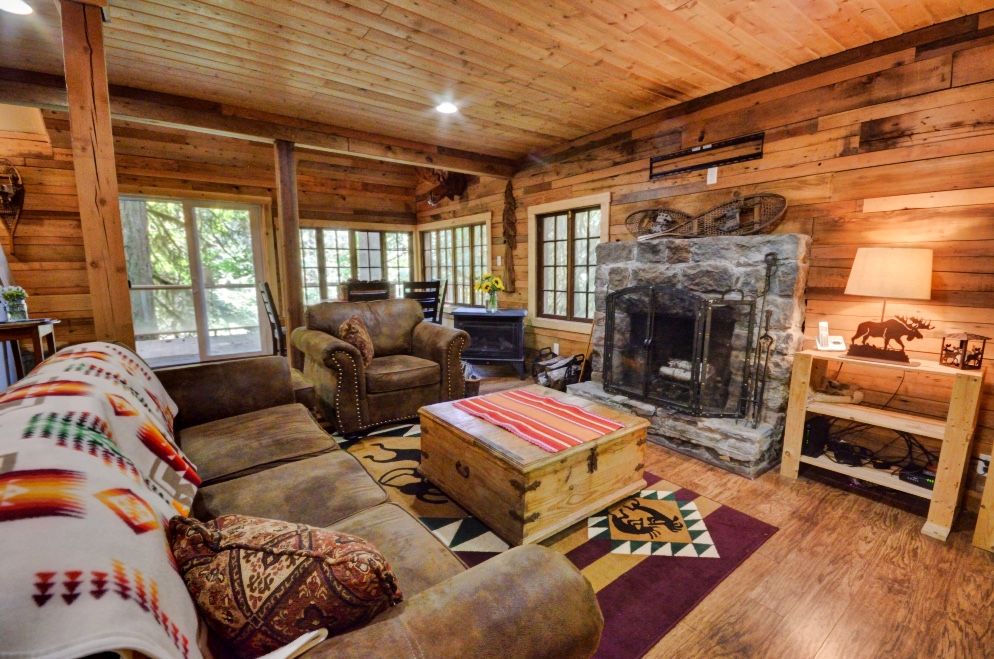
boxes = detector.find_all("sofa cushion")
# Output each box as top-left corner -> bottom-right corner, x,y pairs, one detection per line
193,451 -> 389,527
329,503 -> 465,599
178,403 -> 335,485
339,315 -> 375,367
365,355 -> 440,394
169,515 -> 402,657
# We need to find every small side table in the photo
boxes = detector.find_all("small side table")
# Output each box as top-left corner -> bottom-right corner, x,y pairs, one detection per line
0,319 -> 60,381
781,350 -> 985,542
452,308 -> 527,379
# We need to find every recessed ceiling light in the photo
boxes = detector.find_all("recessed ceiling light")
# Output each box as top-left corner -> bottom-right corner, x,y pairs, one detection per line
436,102 -> 458,114
0,0 -> 33,15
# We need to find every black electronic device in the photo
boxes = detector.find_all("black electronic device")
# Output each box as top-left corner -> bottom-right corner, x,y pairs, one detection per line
899,467 -> 935,490
802,415 -> 830,457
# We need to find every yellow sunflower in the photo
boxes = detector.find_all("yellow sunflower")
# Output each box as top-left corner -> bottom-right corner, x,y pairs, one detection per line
481,282 -> 492,293
492,276 -> 504,291
474,281 -> 481,291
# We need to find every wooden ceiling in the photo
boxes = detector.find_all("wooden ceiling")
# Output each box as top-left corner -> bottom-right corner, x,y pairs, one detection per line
3,0 -> 993,160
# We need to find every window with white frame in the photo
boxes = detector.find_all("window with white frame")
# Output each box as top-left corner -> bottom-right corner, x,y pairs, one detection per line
536,205 -> 601,322
300,227 -> 413,303
420,216 -> 490,306
527,193 -> 611,332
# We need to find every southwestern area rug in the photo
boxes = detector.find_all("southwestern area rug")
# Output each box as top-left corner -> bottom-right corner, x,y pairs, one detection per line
337,423 -> 777,659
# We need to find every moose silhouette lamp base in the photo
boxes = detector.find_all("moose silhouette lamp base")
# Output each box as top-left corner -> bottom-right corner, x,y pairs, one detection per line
846,341 -> 919,366
845,312 -> 934,367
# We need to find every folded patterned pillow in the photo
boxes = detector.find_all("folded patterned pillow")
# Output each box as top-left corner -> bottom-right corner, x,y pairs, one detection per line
168,515 -> 403,658
338,315 -> 374,367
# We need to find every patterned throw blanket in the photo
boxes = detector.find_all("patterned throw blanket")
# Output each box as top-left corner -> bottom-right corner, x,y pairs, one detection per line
0,342 -> 203,659
453,389 -> 624,452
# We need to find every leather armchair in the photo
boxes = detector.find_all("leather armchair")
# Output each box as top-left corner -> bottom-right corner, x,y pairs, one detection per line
291,299 -> 469,437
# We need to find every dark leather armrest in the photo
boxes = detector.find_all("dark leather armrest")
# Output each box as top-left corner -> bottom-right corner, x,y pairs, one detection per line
155,356 -> 294,431
412,322 -> 470,401
303,545 -> 603,659
291,328 -> 367,432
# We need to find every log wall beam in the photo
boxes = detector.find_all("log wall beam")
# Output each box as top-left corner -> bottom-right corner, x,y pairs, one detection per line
274,140 -> 304,370
59,0 -> 134,347
0,68 -> 516,179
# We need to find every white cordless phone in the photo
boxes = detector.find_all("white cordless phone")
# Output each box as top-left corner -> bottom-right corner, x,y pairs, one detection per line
816,321 -> 846,351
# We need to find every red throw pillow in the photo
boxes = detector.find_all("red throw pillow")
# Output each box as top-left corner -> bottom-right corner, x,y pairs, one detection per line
168,515 -> 402,658
339,315 -> 374,367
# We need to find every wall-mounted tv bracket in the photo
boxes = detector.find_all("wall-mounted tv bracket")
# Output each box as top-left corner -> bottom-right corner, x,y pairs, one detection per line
649,132 -> 765,180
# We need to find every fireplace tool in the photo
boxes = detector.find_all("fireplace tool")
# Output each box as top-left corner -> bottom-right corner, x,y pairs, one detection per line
751,310 -> 775,427
744,253 -> 779,426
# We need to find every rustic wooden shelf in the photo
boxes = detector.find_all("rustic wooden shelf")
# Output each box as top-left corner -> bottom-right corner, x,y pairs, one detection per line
781,350 -> 986,542
798,454 -> 934,500
805,401 -> 947,440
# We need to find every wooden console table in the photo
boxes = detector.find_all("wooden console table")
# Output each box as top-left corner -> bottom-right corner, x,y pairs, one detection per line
781,349 -> 985,542
0,319 -> 60,381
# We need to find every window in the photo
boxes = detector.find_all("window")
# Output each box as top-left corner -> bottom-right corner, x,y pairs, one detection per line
537,206 -> 600,322
300,227 -> 413,302
121,196 -> 268,367
420,218 -> 490,306
527,193 -> 610,332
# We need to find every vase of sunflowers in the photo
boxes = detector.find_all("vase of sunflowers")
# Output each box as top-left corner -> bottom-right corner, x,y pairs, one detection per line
475,273 -> 505,313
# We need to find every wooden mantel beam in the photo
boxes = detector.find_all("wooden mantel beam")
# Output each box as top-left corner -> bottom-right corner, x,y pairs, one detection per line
0,67 -> 517,179
59,0 -> 134,347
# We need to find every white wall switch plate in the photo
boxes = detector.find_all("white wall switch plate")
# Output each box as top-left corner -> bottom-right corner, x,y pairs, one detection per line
706,166 -> 718,185
553,342 -> 560,355
496,255 -> 502,266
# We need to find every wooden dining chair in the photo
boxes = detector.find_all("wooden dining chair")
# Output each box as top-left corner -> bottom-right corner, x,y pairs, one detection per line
345,281 -> 391,303
260,282 -> 286,357
403,280 -> 443,323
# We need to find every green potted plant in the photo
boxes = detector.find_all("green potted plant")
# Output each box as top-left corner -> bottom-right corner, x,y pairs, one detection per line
1,285 -> 28,322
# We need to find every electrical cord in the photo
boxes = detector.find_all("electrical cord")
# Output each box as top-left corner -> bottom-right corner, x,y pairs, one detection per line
819,369 -> 940,481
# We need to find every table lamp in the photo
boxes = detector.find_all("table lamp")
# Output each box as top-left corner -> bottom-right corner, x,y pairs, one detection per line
844,247 -> 933,365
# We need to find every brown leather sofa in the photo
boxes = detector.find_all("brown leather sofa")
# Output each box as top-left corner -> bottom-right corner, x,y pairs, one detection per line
291,298 -> 469,438
156,356 -> 603,658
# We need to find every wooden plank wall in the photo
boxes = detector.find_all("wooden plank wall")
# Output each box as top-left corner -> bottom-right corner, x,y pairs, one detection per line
417,19 -> 994,502
0,111 -> 418,346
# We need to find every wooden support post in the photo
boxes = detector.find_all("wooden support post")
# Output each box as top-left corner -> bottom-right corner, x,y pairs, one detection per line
60,0 -> 134,347
924,372 -> 984,541
780,352 -> 813,478
275,140 -> 304,369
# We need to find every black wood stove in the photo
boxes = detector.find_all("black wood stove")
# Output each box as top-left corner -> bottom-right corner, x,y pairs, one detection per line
451,307 -> 527,379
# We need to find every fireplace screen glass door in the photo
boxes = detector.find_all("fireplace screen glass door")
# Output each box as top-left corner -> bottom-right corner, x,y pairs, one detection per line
604,286 -> 754,418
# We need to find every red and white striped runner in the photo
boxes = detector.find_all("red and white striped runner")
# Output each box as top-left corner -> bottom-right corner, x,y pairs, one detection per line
453,389 -> 625,453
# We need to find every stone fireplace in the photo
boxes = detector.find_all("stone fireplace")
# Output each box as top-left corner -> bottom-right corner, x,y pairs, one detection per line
568,234 -> 810,477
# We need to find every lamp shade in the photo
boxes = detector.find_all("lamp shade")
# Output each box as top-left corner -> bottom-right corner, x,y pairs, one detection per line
844,248 -> 933,300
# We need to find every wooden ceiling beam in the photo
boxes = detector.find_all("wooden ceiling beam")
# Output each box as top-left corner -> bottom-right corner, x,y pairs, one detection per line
0,67 -> 516,179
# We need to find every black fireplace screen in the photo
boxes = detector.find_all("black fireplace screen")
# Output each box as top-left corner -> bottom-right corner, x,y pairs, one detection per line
603,286 -> 755,418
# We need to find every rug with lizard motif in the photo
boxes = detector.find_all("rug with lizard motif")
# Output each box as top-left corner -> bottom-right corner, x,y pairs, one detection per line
338,423 -> 777,659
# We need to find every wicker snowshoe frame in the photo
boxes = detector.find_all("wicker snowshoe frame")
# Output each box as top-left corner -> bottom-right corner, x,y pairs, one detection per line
625,193 -> 787,240
0,159 -> 25,253
624,207 -> 693,237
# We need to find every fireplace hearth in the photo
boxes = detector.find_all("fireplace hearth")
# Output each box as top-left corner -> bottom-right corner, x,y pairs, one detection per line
568,234 -> 810,478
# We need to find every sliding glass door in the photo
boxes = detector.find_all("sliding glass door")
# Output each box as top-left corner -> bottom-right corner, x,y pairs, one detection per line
121,197 -> 268,367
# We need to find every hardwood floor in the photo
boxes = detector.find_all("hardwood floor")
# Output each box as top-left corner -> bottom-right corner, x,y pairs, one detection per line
421,371 -> 992,656
643,444 -> 994,659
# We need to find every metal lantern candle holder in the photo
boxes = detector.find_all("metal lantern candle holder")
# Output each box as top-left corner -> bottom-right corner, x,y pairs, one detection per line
940,333 -> 988,370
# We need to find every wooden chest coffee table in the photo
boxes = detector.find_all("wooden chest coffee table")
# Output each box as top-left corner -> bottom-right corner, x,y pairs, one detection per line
419,385 -> 650,546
